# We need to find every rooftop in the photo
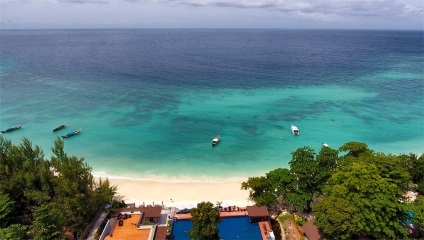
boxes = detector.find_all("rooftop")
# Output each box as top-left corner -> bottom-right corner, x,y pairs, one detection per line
101,206 -> 170,240
302,218 -> 323,240
104,213 -> 151,240
246,205 -> 269,218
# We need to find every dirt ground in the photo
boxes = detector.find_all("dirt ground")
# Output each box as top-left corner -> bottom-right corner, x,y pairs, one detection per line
280,215 -> 304,240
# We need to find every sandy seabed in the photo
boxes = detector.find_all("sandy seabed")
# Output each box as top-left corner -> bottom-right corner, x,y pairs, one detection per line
99,177 -> 253,208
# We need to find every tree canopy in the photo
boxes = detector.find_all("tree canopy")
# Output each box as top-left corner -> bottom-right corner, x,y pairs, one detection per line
314,162 -> 407,239
188,201 -> 222,240
0,136 -> 117,239
242,141 -> 423,239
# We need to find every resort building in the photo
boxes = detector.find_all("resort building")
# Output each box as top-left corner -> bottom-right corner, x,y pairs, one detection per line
246,205 -> 275,240
100,204 -> 274,240
99,206 -> 173,240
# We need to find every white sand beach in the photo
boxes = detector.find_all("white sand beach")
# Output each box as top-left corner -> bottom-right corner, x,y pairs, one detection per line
101,178 -> 252,208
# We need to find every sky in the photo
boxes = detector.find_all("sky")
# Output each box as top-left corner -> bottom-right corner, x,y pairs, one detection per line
0,0 -> 423,30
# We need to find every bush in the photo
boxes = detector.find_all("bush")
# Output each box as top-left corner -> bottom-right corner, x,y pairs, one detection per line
278,214 -> 290,224
294,215 -> 307,226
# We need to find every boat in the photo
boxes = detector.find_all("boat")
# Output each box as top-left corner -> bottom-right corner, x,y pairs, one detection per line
1,124 -> 22,133
62,129 -> 81,138
53,123 -> 66,132
322,143 -> 329,147
212,134 -> 220,146
291,125 -> 299,135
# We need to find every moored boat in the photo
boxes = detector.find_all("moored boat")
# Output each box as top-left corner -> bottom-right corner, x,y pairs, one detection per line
291,125 -> 299,135
322,143 -> 329,147
53,123 -> 67,132
1,124 -> 22,133
212,134 -> 220,146
62,129 -> 81,138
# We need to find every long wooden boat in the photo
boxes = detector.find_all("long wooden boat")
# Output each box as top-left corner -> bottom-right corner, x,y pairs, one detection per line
1,124 -> 22,133
62,129 -> 81,138
53,123 -> 67,132
212,134 -> 220,146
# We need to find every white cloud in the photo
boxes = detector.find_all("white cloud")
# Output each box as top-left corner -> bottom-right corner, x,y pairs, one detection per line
0,0 -> 423,29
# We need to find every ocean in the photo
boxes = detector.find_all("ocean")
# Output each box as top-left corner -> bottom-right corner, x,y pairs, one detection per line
0,29 -> 423,182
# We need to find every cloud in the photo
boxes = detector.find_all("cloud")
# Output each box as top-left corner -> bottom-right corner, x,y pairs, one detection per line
1,0 -> 422,29
3,0 -> 423,18
158,0 -> 424,19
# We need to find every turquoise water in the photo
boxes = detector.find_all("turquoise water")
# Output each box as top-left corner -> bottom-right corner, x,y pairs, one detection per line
1,30 -> 423,181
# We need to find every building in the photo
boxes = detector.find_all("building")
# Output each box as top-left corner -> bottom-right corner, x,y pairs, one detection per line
100,206 -> 172,240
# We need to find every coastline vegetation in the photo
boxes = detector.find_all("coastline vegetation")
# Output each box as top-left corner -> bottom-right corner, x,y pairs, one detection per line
0,136 -> 117,239
1,135 -> 423,239
242,141 -> 424,239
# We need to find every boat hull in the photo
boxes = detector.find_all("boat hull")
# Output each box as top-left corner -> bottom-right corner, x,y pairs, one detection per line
212,134 -> 220,146
62,129 -> 81,138
53,124 -> 66,132
1,124 -> 22,133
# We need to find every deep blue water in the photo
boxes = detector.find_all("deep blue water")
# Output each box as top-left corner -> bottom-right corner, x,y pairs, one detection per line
0,29 -> 423,181
171,216 -> 261,240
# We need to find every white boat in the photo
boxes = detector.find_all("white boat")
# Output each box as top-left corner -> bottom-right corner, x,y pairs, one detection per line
212,134 -> 220,146
291,125 -> 299,135
322,143 -> 329,147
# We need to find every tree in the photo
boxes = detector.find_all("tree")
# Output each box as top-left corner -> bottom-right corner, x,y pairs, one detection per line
313,196 -> 359,240
338,141 -> 370,158
409,154 -> 424,194
265,168 -> 292,197
241,176 -> 276,207
0,224 -> 28,239
242,168 -> 293,207
30,203 -> 64,240
288,147 -> 319,211
289,147 -> 318,193
188,201 -> 222,240
412,196 -> 424,230
315,162 -> 407,239
315,146 -> 338,190
0,136 -> 117,239
286,190 -> 311,212
366,153 -> 410,191
0,194 -> 14,225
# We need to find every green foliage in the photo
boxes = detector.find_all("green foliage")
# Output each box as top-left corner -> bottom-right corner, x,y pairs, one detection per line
316,162 -> 407,239
338,141 -> 371,158
313,196 -> 359,240
0,136 -> 117,239
242,168 -> 292,207
266,168 -> 293,197
278,214 -> 289,223
188,201 -> 222,240
0,224 -> 28,239
409,154 -> 424,194
315,146 -> 339,190
294,215 -> 307,226
413,196 -> 424,230
286,190 -> 311,212
30,203 -> 65,240
0,194 -> 14,224
241,176 -> 276,207
289,147 -> 318,192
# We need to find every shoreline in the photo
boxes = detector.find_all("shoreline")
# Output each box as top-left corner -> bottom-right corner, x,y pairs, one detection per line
98,177 -> 252,208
